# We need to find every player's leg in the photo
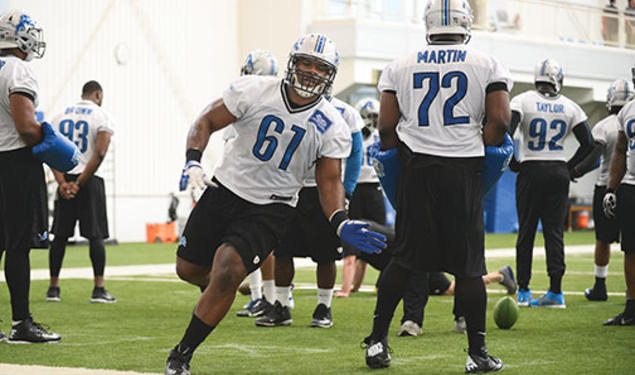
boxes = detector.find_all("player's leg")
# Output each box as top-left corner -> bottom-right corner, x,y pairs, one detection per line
47,182 -> 78,301
255,253 -> 294,327
530,165 -> 568,308
47,235 -> 67,301
261,252 -> 275,303
352,258 -> 368,292
335,254 -> 357,297
89,238 -> 116,303
482,266 -> 517,295
587,185 -> 617,301
515,166 -> 541,305
313,261 -> 336,327
397,270 -> 428,337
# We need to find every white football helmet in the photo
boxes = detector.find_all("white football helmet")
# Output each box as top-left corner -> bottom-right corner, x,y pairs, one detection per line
285,33 -> 339,98
424,0 -> 473,44
240,49 -> 278,76
0,10 -> 45,61
354,98 -> 380,130
534,59 -> 564,94
606,78 -> 635,111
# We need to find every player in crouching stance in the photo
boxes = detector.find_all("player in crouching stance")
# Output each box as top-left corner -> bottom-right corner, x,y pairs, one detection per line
165,33 -> 385,375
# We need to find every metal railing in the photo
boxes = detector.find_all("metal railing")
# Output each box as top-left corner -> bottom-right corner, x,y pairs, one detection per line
313,0 -> 635,49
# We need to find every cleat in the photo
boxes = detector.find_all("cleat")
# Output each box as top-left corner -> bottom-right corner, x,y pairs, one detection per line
255,301 -> 292,327
584,286 -> 607,302
165,345 -> 192,375
91,287 -> 117,303
46,286 -> 60,302
397,320 -> 422,337
0,331 -> 5,342
465,350 -> 503,373
517,288 -> 532,307
7,316 -> 61,344
454,316 -> 467,334
310,303 -> 333,328
362,336 -> 392,369
603,312 -> 635,326
529,291 -> 565,308
498,266 -> 517,295
237,298 -> 271,318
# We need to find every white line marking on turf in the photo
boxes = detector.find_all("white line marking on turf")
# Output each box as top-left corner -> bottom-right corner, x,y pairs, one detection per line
0,364 -> 162,375
194,343 -> 333,357
58,336 -> 155,346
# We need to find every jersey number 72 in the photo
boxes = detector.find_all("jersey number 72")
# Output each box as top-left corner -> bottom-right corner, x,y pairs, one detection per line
413,71 -> 468,127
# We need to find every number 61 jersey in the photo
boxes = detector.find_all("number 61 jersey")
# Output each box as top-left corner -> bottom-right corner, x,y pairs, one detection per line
511,91 -> 587,162
214,75 -> 351,207
378,44 -> 512,157
50,100 -> 115,176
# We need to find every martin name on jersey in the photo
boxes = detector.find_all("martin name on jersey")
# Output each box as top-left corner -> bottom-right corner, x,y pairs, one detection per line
214,75 -> 351,206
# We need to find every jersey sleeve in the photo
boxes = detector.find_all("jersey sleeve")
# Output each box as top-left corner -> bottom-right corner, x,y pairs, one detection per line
487,56 -> 513,93
222,126 -> 237,142
570,101 -> 588,127
377,61 -> 397,93
510,94 -> 524,123
96,110 -> 115,135
222,76 -> 259,119
319,115 -> 352,160
345,106 -> 364,134
7,60 -> 39,104
591,120 -> 607,145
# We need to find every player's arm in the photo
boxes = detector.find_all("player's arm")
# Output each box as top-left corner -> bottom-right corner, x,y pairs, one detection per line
186,98 -> 237,155
9,93 -> 43,146
566,121 -> 594,172
74,131 -> 111,188
506,110 -> 522,172
52,169 -> 75,200
603,130 -> 628,218
343,131 -> 363,197
378,91 -> 400,150
570,140 -> 603,179
483,88 -> 510,147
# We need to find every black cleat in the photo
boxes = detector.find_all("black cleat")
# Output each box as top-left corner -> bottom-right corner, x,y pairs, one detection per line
91,287 -> 117,303
585,286 -> 608,302
46,286 -> 60,302
362,336 -> 392,369
498,266 -> 517,295
465,349 -> 503,373
165,345 -> 192,375
603,312 -> 635,326
7,316 -> 61,344
237,298 -> 271,318
310,303 -> 333,328
254,301 -> 292,327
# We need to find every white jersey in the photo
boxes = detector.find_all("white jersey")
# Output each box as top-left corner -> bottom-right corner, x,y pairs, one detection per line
358,130 -> 380,184
592,114 -> 620,187
378,44 -> 512,157
304,96 -> 363,187
617,100 -> 635,185
222,126 -> 237,142
0,55 -> 39,151
50,100 -> 115,175
511,90 -> 587,162
213,76 -> 351,206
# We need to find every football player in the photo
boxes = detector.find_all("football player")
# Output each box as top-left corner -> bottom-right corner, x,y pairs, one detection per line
580,79 -> 634,302
601,67 -> 635,326
0,10 -> 62,344
46,81 -> 116,304
254,90 -> 364,329
510,59 -> 593,308
166,33 -> 385,375
363,0 -> 512,372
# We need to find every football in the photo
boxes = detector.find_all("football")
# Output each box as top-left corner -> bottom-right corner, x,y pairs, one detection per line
493,296 -> 520,329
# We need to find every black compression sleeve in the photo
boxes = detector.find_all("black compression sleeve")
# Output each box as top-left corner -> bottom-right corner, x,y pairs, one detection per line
567,121 -> 594,170
572,141 -> 603,177
508,111 -> 521,137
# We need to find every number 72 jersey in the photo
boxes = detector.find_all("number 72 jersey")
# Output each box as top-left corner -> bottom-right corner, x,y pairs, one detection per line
511,90 -> 587,162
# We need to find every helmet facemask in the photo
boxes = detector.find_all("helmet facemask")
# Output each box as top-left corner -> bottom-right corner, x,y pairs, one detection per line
285,54 -> 336,99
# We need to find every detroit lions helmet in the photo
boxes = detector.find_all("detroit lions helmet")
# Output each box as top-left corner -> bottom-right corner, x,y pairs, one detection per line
285,33 -> 339,98
534,59 -> 564,94
424,0 -> 473,44
606,78 -> 635,111
354,98 -> 380,130
240,49 -> 278,76
0,10 -> 45,61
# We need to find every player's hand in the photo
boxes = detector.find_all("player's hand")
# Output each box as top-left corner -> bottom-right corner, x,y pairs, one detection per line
58,182 -> 76,199
568,167 -> 581,182
508,156 -> 520,173
337,220 -> 386,254
179,161 -> 216,191
602,189 -> 617,219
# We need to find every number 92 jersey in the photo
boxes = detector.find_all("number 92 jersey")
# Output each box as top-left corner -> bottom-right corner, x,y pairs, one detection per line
617,100 -> 635,185
511,90 -> 587,163
50,100 -> 115,175
378,44 -> 512,157
213,76 -> 351,207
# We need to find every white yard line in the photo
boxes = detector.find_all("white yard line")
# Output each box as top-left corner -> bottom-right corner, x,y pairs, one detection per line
0,364 -> 161,375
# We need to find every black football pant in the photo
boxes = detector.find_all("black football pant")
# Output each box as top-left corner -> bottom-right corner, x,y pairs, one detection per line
515,161 -> 569,292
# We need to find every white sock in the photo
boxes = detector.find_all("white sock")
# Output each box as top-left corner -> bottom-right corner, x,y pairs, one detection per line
317,288 -> 334,308
275,286 -> 291,307
594,264 -> 608,278
247,270 -> 263,300
263,280 -> 275,303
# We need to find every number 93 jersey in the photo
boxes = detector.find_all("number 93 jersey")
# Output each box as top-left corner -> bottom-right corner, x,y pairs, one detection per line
617,100 -> 635,185
213,76 -> 351,207
511,90 -> 587,163
50,100 -> 115,175
378,44 -> 512,157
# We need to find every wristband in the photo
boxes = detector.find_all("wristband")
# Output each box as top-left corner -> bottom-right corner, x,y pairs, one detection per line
186,148 -> 202,162
329,209 -> 349,231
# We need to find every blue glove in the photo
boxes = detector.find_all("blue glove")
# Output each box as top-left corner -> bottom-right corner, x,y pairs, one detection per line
32,122 -> 80,172
337,220 -> 387,254
368,141 -> 400,209
482,133 -> 514,197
